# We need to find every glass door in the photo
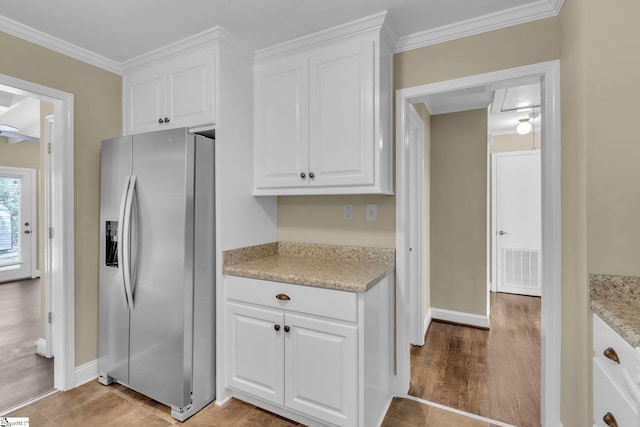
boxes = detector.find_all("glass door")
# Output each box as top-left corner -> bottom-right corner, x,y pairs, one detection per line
0,167 -> 35,283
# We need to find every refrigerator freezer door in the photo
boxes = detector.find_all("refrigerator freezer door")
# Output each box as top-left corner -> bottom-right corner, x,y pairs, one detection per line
99,136 -> 133,385
128,128 -> 193,409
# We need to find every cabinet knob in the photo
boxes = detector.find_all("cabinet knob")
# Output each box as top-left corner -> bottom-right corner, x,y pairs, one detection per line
274,324 -> 280,331
604,347 -> 620,364
158,118 -> 164,124
300,172 -> 306,179
603,412 -> 619,427
163,117 -> 170,123
309,172 -> 315,179
284,325 -> 290,333
276,293 -> 291,301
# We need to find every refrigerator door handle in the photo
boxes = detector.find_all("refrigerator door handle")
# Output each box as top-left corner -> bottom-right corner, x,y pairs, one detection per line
122,175 -> 137,310
117,176 -> 132,309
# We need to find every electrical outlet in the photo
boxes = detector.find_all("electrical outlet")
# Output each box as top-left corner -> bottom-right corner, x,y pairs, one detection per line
343,204 -> 353,220
366,204 -> 377,221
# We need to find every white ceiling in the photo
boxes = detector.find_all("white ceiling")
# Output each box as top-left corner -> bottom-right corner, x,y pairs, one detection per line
0,0 -> 563,70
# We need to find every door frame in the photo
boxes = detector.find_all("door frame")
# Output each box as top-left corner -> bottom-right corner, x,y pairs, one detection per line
395,60 -> 561,425
406,104 -> 426,346
491,150 -> 542,296
0,73 -> 76,391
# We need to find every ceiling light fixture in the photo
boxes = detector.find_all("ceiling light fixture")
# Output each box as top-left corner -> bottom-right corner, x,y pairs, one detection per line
516,118 -> 532,135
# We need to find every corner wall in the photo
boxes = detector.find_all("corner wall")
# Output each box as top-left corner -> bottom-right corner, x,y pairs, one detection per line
1,31 -> 122,366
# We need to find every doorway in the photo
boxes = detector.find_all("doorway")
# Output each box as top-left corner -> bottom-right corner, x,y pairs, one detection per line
0,73 -> 76,402
395,61 -> 561,426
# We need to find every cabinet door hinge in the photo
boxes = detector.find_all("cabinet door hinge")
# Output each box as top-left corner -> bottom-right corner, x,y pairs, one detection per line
48,312 -> 52,324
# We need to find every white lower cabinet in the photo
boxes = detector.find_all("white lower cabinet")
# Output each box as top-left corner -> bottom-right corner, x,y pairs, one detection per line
593,313 -> 640,426
225,275 -> 393,427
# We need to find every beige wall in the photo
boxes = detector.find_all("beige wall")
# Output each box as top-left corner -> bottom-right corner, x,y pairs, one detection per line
430,109 -> 487,315
277,195 -> 395,248
0,31 -> 122,366
490,132 -> 541,153
559,1 -> 590,425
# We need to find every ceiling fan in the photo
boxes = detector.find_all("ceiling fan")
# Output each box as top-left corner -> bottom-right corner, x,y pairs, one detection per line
0,124 -> 40,144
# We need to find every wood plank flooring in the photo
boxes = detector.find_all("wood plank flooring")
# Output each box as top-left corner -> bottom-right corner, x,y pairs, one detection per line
0,278 -> 54,413
7,380 -> 506,426
410,292 -> 541,427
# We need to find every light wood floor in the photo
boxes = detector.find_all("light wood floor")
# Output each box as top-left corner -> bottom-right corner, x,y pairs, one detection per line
4,292 -> 536,426
410,292 -> 541,427
8,380 -> 506,426
0,278 -> 54,413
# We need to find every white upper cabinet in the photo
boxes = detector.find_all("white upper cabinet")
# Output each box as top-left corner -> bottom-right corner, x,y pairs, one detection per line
253,12 -> 396,195
125,46 -> 216,135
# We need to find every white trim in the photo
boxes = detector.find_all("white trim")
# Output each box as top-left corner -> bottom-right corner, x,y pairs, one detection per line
255,11 -> 394,62
36,338 -> 47,357
395,60 -> 561,426
430,308 -> 490,329
394,0 -> 565,53
405,395 -> 517,427
423,308 -> 433,340
75,359 -> 98,387
0,15 -> 120,74
407,104 -> 425,346
0,73 -> 76,392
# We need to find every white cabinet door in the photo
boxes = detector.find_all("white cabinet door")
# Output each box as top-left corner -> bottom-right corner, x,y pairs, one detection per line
308,39 -> 375,188
284,313 -> 358,426
125,47 -> 216,135
126,63 -> 165,134
165,47 -> 216,130
226,302 -> 285,405
254,55 -> 309,190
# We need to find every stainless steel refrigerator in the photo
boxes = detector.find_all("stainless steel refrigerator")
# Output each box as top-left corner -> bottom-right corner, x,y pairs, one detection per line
98,127 -> 215,421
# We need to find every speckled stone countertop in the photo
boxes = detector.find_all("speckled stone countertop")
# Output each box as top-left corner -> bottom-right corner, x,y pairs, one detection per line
222,242 -> 395,293
591,274 -> 640,347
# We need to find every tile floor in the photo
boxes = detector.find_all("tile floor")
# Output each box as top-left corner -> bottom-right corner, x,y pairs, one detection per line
7,380 -> 506,426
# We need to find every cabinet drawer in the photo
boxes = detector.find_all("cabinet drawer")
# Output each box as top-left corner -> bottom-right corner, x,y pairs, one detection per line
226,276 -> 357,322
593,358 -> 638,426
593,314 -> 638,387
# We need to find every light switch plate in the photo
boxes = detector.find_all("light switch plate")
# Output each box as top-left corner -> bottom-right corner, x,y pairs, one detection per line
366,204 -> 377,221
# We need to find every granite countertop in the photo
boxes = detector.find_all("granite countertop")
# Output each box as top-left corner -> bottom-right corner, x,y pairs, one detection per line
222,242 -> 395,293
591,274 -> 640,347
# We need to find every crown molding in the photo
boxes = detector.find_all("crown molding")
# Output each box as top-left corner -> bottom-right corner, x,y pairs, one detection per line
255,10 -> 390,62
0,14 -> 121,74
394,0 -> 565,53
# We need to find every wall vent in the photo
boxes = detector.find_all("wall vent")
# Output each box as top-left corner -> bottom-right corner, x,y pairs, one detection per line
503,248 -> 541,288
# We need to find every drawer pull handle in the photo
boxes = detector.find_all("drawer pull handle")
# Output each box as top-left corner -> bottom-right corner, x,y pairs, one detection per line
604,347 -> 620,364
274,324 -> 280,331
284,325 -> 290,333
603,412 -> 618,427
276,294 -> 291,301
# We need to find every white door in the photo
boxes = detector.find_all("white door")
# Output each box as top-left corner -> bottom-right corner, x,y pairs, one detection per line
492,151 -> 541,296
0,166 -> 36,283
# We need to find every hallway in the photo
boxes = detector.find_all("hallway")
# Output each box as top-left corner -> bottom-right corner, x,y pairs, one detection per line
0,278 -> 54,412
409,292 -> 541,427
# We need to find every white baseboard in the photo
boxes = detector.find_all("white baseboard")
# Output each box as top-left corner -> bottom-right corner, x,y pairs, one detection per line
75,359 -> 98,387
36,338 -> 47,356
423,309 -> 433,338
430,308 -> 489,329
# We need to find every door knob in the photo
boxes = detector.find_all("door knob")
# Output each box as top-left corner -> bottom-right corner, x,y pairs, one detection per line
498,230 -> 509,236
24,230 -> 31,234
